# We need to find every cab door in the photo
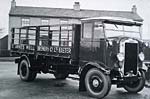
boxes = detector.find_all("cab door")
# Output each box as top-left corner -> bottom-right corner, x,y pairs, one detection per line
79,21 -> 106,64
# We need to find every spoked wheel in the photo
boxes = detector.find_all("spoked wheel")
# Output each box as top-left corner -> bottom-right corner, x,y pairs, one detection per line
85,68 -> 111,99
54,73 -> 69,80
19,60 -> 37,81
124,70 -> 145,93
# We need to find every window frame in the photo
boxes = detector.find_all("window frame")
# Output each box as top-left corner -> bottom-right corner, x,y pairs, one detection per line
21,18 -> 30,27
93,21 -> 105,39
82,21 -> 105,39
104,23 -> 141,38
82,22 -> 93,39
60,19 -> 69,24
41,19 -> 50,25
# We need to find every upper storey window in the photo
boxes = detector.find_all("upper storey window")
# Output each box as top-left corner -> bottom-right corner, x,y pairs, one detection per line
21,18 -> 30,27
41,19 -> 49,25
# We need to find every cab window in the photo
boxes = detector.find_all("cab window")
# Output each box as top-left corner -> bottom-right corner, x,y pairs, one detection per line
83,22 -> 93,38
93,22 -> 104,39
83,22 -> 104,39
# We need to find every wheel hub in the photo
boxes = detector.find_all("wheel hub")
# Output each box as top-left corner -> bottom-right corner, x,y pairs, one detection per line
89,75 -> 104,92
92,79 -> 100,87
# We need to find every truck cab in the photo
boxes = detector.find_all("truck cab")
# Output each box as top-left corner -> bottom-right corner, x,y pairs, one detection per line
78,17 -> 146,98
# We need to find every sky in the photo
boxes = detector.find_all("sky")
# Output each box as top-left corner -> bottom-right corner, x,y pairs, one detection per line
0,0 -> 150,39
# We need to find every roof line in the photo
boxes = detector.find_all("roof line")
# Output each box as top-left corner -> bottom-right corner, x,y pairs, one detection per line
9,14 -> 83,19
15,5 -> 132,13
9,5 -> 143,22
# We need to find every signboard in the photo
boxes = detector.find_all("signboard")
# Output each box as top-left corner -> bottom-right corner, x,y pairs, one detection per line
37,46 -> 71,54
12,44 -> 71,54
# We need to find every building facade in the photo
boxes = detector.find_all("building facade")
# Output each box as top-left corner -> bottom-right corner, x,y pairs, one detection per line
8,0 -> 143,50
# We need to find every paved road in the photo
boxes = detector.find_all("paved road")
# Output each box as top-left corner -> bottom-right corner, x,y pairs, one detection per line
0,62 -> 150,99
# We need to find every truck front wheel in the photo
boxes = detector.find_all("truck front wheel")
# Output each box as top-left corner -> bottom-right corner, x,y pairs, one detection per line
85,68 -> 111,98
124,70 -> 145,93
19,60 -> 37,81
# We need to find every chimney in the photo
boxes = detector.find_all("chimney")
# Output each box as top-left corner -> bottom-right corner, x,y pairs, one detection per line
11,0 -> 16,8
73,2 -> 80,11
132,5 -> 137,13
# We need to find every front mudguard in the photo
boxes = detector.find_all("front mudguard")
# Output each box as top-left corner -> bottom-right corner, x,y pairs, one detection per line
79,62 -> 110,91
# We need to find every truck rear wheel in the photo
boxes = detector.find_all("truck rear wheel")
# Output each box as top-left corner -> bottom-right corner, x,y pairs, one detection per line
54,73 -> 69,80
124,70 -> 145,93
19,60 -> 37,81
85,68 -> 111,98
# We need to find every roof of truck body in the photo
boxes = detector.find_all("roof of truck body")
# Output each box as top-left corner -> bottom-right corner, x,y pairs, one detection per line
81,16 -> 142,26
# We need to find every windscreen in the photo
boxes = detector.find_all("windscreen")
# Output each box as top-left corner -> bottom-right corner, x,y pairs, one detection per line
105,23 -> 141,39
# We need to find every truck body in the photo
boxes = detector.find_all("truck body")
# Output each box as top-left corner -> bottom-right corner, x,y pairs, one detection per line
11,24 -> 80,75
11,17 -> 147,99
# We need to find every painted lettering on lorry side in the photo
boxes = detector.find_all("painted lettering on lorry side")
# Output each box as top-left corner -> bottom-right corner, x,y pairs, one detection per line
37,46 -> 71,54
12,44 -> 71,54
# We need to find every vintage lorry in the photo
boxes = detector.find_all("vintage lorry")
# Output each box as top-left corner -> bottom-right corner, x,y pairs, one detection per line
11,17 -> 147,98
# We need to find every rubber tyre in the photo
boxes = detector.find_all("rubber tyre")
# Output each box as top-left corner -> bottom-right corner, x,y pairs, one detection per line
19,60 -> 37,81
124,70 -> 145,93
85,68 -> 111,99
54,73 -> 69,80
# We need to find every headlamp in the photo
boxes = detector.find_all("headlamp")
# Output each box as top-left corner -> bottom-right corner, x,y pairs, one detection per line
117,53 -> 124,62
138,52 -> 145,61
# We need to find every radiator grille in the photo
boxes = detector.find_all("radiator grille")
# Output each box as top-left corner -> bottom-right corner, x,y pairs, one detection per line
124,43 -> 138,75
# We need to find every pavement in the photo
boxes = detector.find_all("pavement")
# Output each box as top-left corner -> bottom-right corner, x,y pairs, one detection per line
0,62 -> 150,99
0,57 -> 16,62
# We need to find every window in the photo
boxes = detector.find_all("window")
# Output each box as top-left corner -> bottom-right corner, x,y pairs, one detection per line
39,27 -> 49,46
60,19 -> 69,30
60,19 -> 68,24
28,28 -> 36,45
41,19 -> 49,25
21,18 -> 30,27
13,29 -> 19,44
105,23 -> 124,37
52,31 -> 59,46
60,31 -> 72,46
93,22 -> 104,39
105,23 -> 141,38
83,23 -> 93,38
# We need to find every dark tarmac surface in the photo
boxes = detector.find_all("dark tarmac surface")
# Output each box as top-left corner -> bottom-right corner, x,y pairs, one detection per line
0,62 -> 150,99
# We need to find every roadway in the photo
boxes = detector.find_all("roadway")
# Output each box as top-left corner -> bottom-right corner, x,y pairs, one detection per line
0,62 -> 150,99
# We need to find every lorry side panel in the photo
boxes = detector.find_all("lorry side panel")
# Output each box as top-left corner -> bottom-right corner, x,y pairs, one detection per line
11,24 -> 76,58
